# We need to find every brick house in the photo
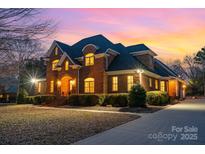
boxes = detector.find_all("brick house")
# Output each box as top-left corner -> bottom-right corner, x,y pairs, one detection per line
36,34 -> 186,99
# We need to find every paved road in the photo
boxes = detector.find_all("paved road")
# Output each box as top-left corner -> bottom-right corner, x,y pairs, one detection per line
76,99 -> 205,145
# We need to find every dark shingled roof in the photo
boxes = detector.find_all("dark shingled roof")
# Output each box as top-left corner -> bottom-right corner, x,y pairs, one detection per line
108,43 -> 146,71
126,44 -> 150,53
55,40 -> 80,64
154,59 -> 178,77
71,34 -> 114,55
54,34 -> 179,78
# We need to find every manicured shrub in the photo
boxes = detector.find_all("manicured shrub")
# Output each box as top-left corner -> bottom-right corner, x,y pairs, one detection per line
17,89 -> 29,104
111,95 -> 128,107
68,95 -> 99,106
100,95 -> 112,106
98,95 -> 106,106
99,95 -> 128,107
128,84 -> 146,107
25,95 -> 56,105
68,95 -> 80,106
146,91 -> 169,106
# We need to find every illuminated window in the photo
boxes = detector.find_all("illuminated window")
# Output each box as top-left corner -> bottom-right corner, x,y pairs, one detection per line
160,81 -> 165,92
85,53 -> 94,66
127,75 -> 134,91
155,80 -> 159,89
84,78 -> 94,93
50,80 -> 54,93
55,47 -> 58,55
38,82 -> 41,93
112,76 -> 118,91
65,60 -> 69,71
52,59 -> 59,70
149,78 -> 152,87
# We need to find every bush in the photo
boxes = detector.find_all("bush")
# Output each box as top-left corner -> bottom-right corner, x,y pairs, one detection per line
146,91 -> 169,106
25,95 -> 56,105
111,95 -> 128,107
99,95 -> 128,107
128,84 -> 146,107
68,95 -> 99,106
17,88 -> 29,104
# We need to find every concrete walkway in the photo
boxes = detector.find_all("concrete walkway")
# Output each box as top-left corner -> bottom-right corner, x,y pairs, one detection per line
75,99 -> 205,145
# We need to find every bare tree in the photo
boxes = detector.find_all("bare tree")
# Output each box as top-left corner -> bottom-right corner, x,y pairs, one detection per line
0,9 -> 56,66
0,9 -> 56,100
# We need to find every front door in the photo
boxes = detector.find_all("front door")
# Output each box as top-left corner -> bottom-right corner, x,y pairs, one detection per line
61,76 -> 70,96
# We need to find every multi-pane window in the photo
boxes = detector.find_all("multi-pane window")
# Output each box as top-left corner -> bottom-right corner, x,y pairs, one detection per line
85,53 -> 94,66
84,78 -> 94,93
55,47 -> 58,55
127,75 -> 134,91
50,80 -> 54,93
38,82 -> 41,93
65,60 -> 69,71
112,76 -> 118,91
155,80 -> 159,89
52,59 -> 59,70
149,78 -> 152,88
160,81 -> 165,92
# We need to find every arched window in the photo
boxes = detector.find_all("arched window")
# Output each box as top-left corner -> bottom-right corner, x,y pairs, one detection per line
85,53 -> 94,66
52,59 -> 59,70
84,78 -> 94,93
65,60 -> 69,71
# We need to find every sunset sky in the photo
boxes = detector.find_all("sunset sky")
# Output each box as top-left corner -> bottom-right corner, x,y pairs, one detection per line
43,9 -> 205,62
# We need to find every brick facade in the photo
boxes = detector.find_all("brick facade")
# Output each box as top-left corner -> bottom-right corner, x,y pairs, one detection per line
37,35 -> 185,99
44,44 -> 172,96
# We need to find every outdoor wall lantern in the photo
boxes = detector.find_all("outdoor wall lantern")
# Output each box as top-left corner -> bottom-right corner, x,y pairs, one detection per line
137,69 -> 144,85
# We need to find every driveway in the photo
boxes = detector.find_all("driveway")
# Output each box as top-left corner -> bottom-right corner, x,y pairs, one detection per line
76,99 -> 205,145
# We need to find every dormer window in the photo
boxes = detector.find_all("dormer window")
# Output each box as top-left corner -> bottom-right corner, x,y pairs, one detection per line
85,53 -> 94,66
65,60 -> 69,71
52,59 -> 59,70
55,47 -> 58,55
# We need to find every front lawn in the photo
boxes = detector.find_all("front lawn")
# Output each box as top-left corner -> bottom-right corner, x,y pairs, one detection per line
0,105 -> 138,144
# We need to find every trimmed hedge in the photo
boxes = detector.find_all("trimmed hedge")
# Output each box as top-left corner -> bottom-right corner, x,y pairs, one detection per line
67,95 -> 99,106
67,94 -> 128,107
99,95 -> 128,107
23,95 -> 56,105
128,84 -> 146,107
146,91 -> 169,106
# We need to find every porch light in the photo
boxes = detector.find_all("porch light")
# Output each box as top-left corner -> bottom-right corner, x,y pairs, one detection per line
183,85 -> 186,89
70,80 -> 75,85
137,69 -> 144,85
57,80 -> 61,86
137,69 -> 144,74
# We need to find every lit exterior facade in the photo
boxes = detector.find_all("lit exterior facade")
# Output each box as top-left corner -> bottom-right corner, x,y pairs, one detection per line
36,35 -> 186,99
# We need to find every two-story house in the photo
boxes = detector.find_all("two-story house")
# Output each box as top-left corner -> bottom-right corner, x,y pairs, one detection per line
36,34 -> 186,99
